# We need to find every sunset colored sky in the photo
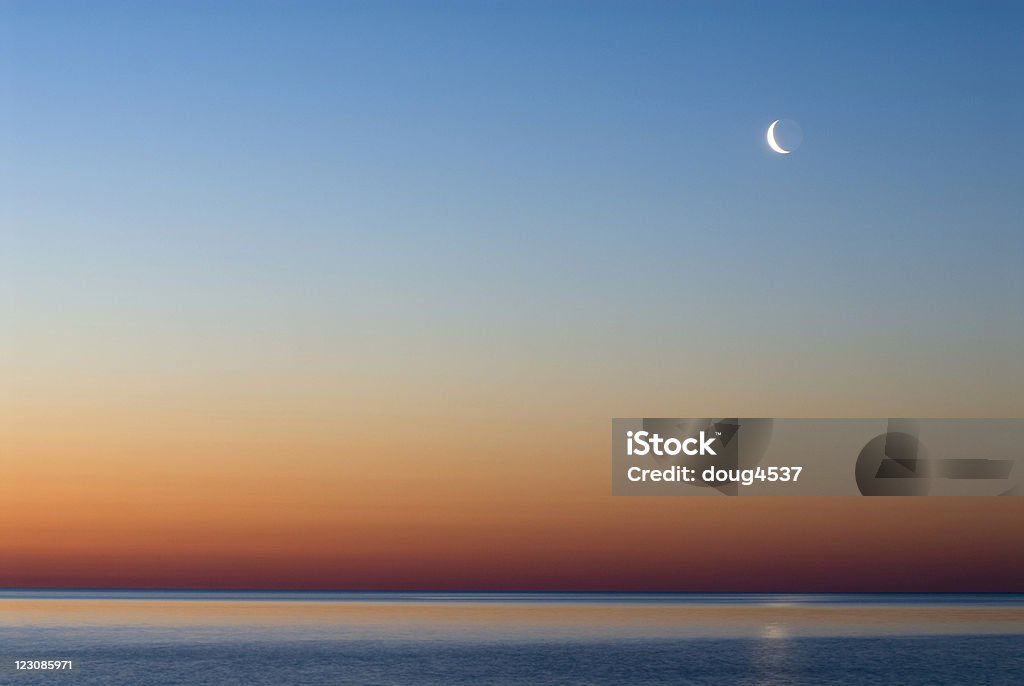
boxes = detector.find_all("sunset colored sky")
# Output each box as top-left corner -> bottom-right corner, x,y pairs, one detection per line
2,1 -> 1023,590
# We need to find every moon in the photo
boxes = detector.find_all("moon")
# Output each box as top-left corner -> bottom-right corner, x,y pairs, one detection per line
766,120 -> 791,154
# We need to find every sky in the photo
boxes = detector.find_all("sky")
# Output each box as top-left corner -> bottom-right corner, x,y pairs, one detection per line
1,1 -> 1023,590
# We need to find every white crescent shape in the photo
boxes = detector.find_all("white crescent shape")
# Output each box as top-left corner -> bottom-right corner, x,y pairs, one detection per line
766,120 -> 790,154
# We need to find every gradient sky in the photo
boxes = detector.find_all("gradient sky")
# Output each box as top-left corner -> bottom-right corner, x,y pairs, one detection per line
2,1 -> 1023,591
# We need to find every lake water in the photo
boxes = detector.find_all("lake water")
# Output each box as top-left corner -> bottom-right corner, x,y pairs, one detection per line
0,592 -> 1021,685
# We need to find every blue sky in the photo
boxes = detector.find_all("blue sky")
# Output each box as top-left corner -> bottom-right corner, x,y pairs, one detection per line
2,1 -> 1023,416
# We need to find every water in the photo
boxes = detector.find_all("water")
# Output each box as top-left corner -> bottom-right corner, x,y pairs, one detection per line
1,592 -> 1021,685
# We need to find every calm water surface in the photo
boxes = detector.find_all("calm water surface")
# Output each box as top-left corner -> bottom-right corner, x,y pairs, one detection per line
0,592 -> 1021,685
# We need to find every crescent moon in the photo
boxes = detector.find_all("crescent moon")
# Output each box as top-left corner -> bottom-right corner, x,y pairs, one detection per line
766,120 -> 791,154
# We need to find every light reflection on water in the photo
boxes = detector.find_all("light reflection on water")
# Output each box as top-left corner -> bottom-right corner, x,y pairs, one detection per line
0,593 -> 1021,642
0,594 -> 1021,685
